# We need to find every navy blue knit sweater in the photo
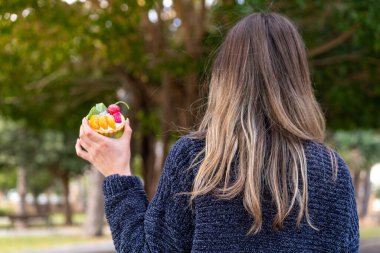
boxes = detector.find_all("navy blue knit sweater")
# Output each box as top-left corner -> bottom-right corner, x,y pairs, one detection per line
103,136 -> 359,252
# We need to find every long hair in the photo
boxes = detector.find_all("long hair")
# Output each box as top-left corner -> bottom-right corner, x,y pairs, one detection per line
187,12 -> 333,235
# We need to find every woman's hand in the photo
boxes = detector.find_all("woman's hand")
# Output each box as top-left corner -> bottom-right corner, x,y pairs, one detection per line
75,117 -> 132,177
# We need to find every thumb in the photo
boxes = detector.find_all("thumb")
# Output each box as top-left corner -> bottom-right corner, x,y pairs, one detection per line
121,118 -> 132,140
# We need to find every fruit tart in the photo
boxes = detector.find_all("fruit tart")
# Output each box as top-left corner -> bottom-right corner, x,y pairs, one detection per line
86,101 -> 129,138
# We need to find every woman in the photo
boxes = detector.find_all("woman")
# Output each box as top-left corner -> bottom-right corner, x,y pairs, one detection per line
76,12 -> 359,252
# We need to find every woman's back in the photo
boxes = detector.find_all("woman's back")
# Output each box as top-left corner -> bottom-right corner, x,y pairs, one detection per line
103,136 -> 359,252
185,137 -> 359,252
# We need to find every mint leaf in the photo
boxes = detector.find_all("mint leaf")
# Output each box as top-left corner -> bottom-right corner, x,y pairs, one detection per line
86,106 -> 98,120
95,103 -> 107,113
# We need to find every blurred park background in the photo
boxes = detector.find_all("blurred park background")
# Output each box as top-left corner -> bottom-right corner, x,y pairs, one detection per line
0,0 -> 379,252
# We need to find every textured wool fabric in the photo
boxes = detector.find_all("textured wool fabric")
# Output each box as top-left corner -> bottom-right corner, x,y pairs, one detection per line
103,136 -> 359,252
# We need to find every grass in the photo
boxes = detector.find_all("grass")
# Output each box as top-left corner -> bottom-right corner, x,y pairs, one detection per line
360,225 -> 380,240
0,235 -> 111,253
0,212 -> 86,229
50,212 -> 85,225
0,215 -> 379,252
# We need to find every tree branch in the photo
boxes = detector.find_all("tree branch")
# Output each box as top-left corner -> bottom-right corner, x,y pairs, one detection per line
197,0 -> 206,42
310,52 -> 362,66
25,67 -> 69,91
113,66 -> 160,106
308,25 -> 359,58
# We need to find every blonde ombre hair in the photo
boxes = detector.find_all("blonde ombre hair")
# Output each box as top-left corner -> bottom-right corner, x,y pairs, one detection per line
186,13 -> 336,235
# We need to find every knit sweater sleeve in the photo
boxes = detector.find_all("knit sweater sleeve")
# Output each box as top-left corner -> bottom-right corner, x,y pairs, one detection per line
339,154 -> 360,252
103,137 -> 195,253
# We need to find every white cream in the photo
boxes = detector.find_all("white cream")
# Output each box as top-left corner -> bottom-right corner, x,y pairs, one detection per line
97,114 -> 125,133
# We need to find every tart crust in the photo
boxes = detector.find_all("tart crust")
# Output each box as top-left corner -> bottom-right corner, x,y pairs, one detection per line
95,115 -> 125,138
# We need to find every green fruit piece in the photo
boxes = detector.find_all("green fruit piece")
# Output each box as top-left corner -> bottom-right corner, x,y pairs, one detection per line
86,106 -> 99,120
95,103 -> 107,113
112,130 -> 124,139
86,103 -> 108,120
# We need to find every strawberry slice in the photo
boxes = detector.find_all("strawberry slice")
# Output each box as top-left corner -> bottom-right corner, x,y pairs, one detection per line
113,112 -> 122,123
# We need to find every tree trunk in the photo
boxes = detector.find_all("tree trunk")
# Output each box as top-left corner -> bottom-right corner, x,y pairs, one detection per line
32,193 -> 41,214
161,70 -> 172,160
46,190 -> 52,213
360,170 -> 371,218
353,170 -> 361,198
141,134 -> 158,200
15,166 -> 28,229
60,173 -> 73,225
184,71 -> 200,128
84,167 -> 105,236
173,1 -> 205,129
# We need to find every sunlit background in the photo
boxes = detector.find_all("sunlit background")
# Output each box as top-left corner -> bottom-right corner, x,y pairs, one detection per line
0,0 -> 380,252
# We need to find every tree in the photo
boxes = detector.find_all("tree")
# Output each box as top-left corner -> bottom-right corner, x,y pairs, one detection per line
1,0 -> 379,200
0,119 -> 43,228
83,167 -> 105,236
332,130 -> 380,217
38,131 -> 86,224
28,169 -> 52,213
0,118 -> 85,225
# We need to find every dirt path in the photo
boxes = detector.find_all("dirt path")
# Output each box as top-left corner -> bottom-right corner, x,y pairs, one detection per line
360,238 -> 380,253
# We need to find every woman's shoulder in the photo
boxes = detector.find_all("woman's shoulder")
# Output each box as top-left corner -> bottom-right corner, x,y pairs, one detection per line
170,134 -> 205,158
302,139 -> 353,189
302,139 -> 346,167
163,134 -> 205,178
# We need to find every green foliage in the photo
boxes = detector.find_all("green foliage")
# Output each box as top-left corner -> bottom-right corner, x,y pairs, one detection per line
135,109 -> 160,136
0,207 -> 13,216
212,0 -> 380,128
0,169 -> 16,191
0,119 -> 40,170
332,130 -> 380,171
28,168 -> 53,196
0,117 -> 85,192
0,0 -> 379,132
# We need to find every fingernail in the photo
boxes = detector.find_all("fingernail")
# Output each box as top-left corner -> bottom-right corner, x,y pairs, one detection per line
127,118 -> 130,124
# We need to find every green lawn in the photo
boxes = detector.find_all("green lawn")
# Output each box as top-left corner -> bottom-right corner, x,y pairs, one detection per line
0,220 -> 378,252
0,235 -> 111,253
50,212 -> 86,225
0,212 -> 86,229
361,226 -> 380,240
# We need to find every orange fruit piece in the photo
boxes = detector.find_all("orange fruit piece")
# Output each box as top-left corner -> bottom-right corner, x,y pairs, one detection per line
98,116 -> 108,129
89,115 -> 100,130
106,115 -> 116,129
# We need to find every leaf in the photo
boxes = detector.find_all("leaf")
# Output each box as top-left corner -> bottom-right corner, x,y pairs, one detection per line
86,103 -> 107,119
86,106 -> 98,120
95,103 -> 107,114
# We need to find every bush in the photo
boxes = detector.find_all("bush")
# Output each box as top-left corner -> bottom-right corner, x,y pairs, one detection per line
0,207 -> 12,217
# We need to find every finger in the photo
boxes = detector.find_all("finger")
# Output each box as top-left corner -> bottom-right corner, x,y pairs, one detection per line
79,124 -> 95,149
78,138 -> 91,152
121,118 -> 132,141
79,125 -> 95,152
75,138 -> 91,162
82,118 -> 106,142
80,124 -> 84,137
79,124 -> 85,140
